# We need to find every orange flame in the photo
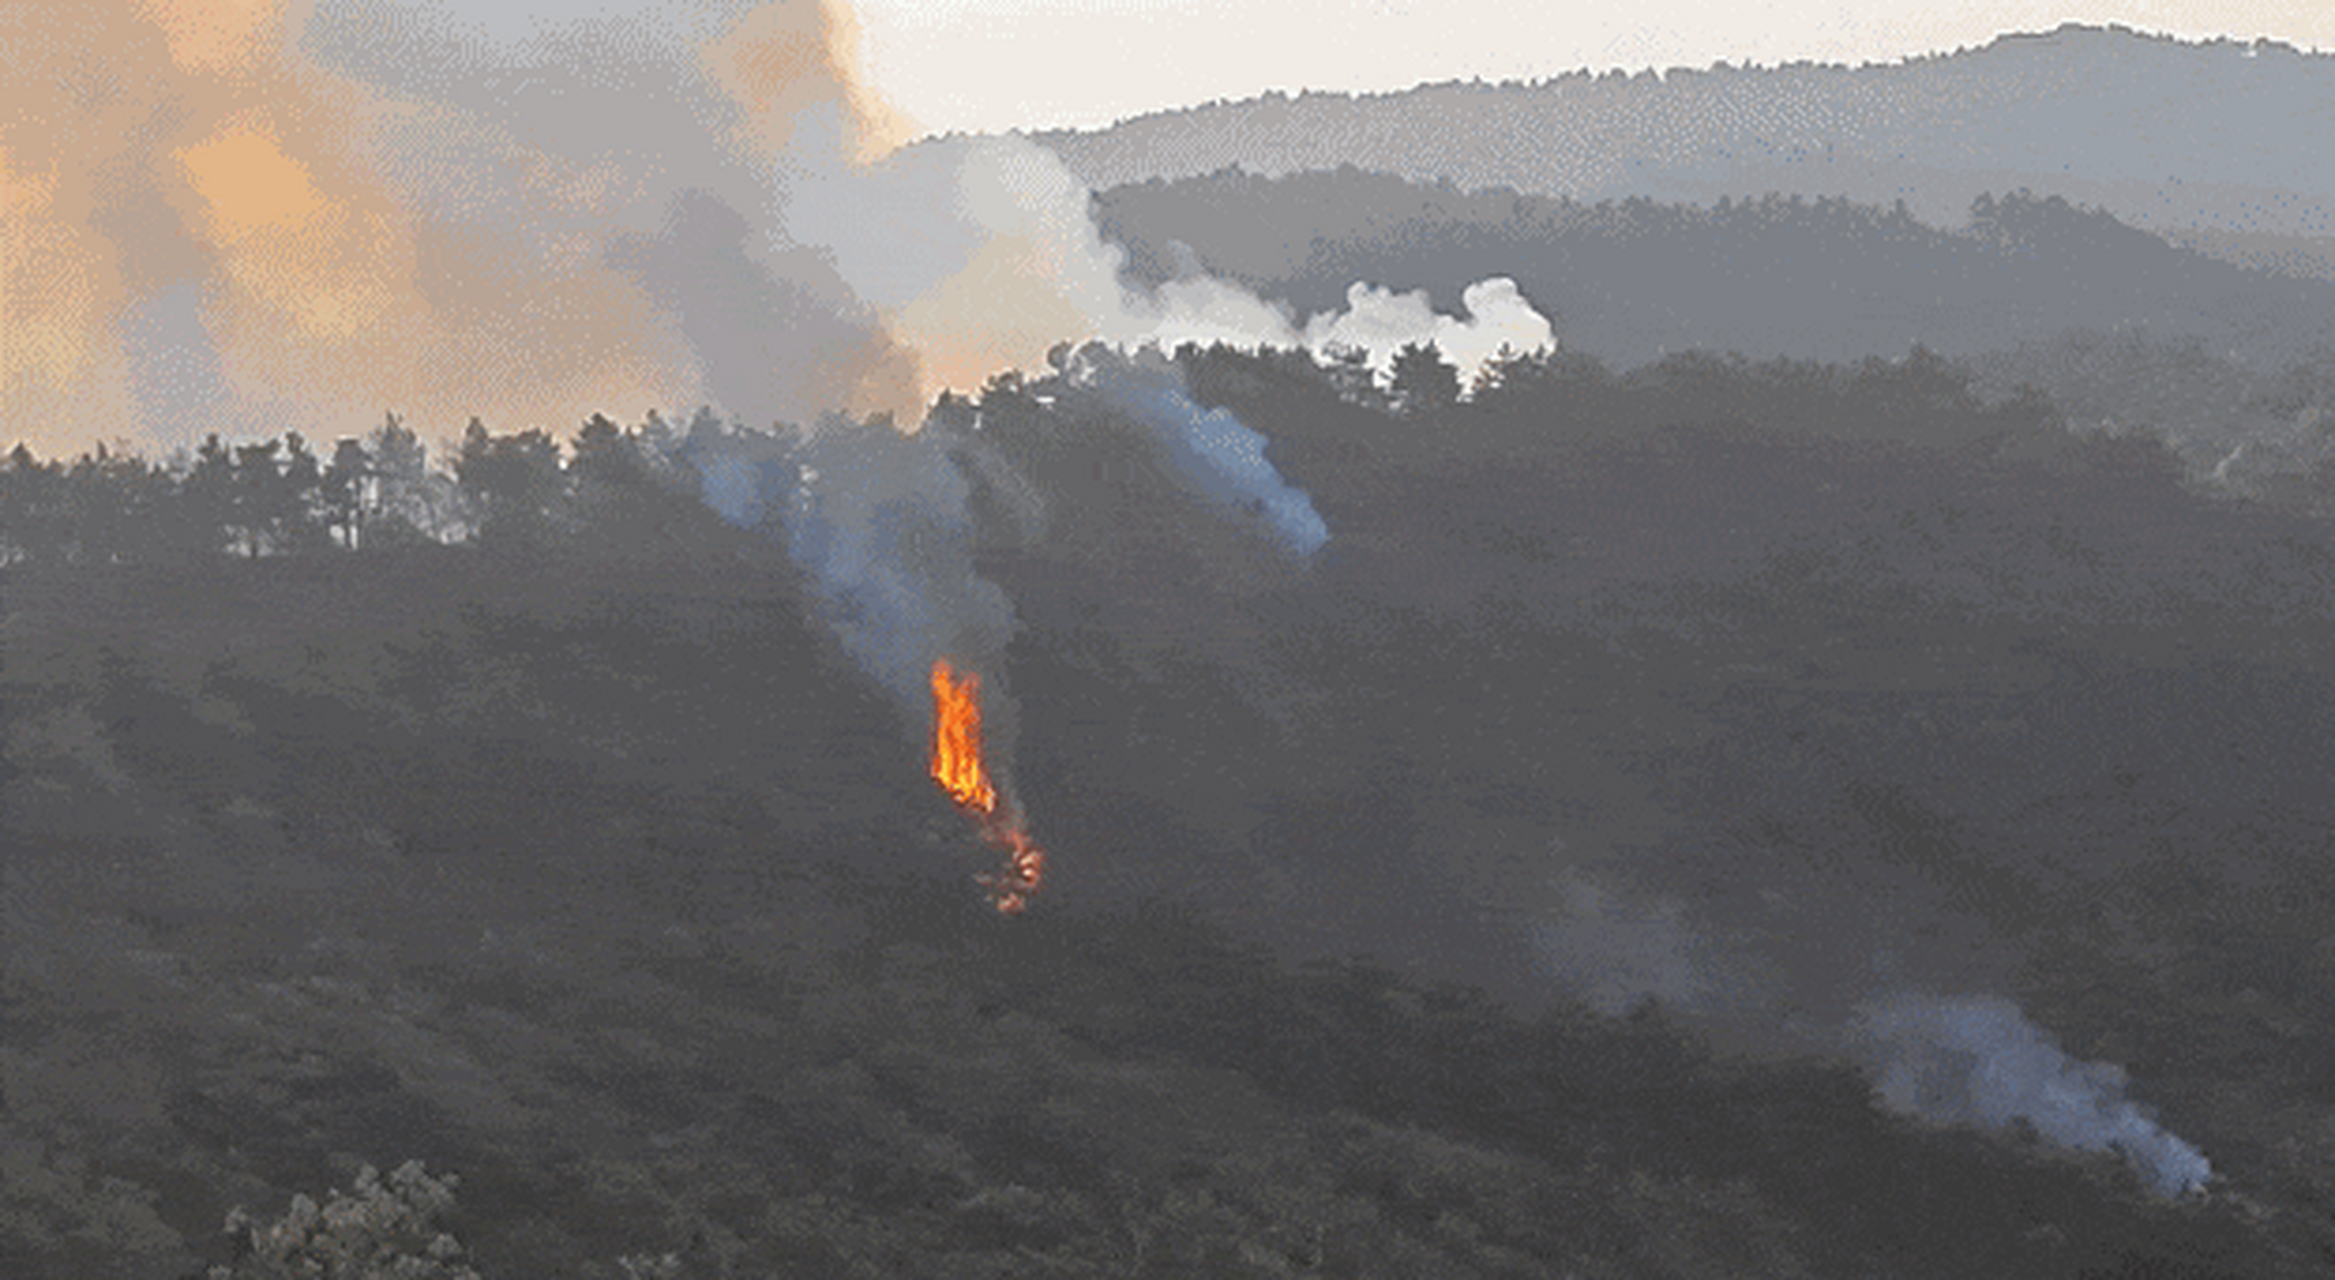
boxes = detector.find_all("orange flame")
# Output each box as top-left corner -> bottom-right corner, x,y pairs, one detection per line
930,658 -> 998,813
929,658 -> 1046,913
978,825 -> 1047,917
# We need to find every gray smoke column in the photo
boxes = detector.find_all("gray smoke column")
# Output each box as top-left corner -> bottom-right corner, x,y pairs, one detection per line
784,415 -> 1018,704
674,411 -> 1015,708
1852,992 -> 2213,1196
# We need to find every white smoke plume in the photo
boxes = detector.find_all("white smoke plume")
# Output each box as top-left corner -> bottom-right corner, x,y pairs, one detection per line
780,132 -> 1311,397
1301,277 -> 1557,392
1852,992 -> 2213,1197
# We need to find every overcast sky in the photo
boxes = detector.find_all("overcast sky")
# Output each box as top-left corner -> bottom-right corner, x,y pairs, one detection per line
848,1 -> 2335,135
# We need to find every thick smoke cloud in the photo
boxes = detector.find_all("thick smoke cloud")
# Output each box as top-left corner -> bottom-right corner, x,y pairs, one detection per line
4,0 -> 1424,453
0,1 -> 1166,453
3,0 -> 775,454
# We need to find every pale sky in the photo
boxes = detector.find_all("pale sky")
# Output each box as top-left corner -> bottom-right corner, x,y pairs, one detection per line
848,0 -> 2335,135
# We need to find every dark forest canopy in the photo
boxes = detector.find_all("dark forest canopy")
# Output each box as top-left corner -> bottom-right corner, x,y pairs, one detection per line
0,337 -> 2265,572
0,409 -> 715,569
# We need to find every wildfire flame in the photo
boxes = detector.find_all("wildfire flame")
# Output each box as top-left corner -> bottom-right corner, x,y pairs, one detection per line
979,824 -> 1048,917
930,659 -> 998,813
929,658 -> 1046,914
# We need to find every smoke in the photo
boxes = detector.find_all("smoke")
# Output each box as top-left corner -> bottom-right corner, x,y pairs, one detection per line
782,416 -> 1016,707
4,0 -> 772,454
1301,277 -> 1556,391
1852,992 -> 2213,1197
1064,346 -> 1330,556
1523,865 -> 2214,1198
6,0 -> 1244,456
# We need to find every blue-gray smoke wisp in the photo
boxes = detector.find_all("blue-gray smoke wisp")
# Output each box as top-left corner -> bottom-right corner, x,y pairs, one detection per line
1855,992 -> 2213,1197
1075,351 -> 1331,556
675,412 -> 1016,706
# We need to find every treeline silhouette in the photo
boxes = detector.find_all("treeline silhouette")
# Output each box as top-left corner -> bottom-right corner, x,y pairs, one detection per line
0,335 -> 2215,580
0,409 -> 722,569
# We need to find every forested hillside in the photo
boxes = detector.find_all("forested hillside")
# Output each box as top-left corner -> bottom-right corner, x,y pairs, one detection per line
11,343 -> 2335,1276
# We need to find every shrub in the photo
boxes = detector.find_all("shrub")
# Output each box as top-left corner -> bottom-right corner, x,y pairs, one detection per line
206,1161 -> 479,1280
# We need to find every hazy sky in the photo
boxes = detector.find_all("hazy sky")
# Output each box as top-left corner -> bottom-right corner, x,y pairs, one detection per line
849,1 -> 2335,134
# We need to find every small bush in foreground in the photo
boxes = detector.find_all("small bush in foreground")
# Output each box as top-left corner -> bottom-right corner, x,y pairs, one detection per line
207,1161 -> 479,1280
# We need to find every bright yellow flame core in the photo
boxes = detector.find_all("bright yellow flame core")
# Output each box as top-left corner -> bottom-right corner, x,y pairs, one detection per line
930,658 -> 999,813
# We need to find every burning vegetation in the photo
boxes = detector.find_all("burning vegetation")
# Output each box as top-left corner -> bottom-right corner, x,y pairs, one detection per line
929,658 -> 999,813
931,657 -> 1047,913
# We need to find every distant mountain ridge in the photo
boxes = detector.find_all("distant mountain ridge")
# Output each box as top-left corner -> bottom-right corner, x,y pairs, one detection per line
1020,23 -> 2335,281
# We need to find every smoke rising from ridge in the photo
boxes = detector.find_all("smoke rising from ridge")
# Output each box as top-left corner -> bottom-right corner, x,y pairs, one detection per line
1063,345 -> 1330,555
1853,992 -> 2213,1197
26,0 -> 1355,811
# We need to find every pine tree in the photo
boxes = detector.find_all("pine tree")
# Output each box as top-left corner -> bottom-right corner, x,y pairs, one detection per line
1388,341 -> 1460,417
